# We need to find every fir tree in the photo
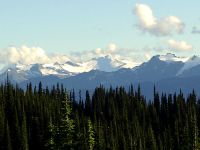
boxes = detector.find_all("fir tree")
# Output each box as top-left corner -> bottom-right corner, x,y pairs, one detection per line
4,121 -> 12,150
146,127 -> 157,150
87,119 -> 95,150
46,118 -> 55,150
21,113 -> 28,150
55,92 -> 75,150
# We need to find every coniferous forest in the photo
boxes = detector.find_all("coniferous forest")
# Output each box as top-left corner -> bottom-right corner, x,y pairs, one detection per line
1,80 -> 200,150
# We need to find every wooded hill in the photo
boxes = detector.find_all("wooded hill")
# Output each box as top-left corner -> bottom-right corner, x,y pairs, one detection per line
0,80 -> 200,150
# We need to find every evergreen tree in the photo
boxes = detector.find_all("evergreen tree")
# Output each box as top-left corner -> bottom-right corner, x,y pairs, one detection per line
85,91 -> 91,116
87,119 -> 95,150
0,106 -> 5,146
146,127 -> 157,150
4,121 -> 12,150
55,92 -> 75,150
21,113 -> 28,150
46,118 -> 55,150
1,81 -> 200,149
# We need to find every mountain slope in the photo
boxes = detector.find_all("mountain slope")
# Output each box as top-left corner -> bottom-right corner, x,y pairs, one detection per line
132,54 -> 184,82
0,55 -> 134,82
2,53 -> 200,98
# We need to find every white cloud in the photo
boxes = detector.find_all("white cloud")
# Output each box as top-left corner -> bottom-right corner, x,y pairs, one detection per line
135,4 -> 156,29
0,44 -> 141,68
95,48 -> 102,55
134,4 -> 185,36
67,43 -> 142,68
2,45 -> 72,65
7,46 -> 50,64
108,43 -> 117,53
167,39 -> 193,51
75,43 -> 119,60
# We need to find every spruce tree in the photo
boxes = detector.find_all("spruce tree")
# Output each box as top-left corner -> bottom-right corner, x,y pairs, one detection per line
21,113 -> 29,150
0,106 -> 5,145
56,92 -> 75,150
146,127 -> 157,150
87,119 -> 95,150
4,121 -> 12,150
46,118 -> 55,150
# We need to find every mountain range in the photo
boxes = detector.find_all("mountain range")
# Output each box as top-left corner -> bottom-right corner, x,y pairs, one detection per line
2,53 -> 200,99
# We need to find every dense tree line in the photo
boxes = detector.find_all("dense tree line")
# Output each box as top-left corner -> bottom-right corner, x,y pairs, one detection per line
0,79 -> 200,149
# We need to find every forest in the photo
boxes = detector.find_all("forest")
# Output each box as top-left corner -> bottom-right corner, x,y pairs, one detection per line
0,79 -> 200,150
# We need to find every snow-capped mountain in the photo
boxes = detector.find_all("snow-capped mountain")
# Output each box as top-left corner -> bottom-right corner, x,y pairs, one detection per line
158,53 -> 189,62
177,55 -> 200,76
1,53 -> 200,84
2,53 -> 200,99
0,55 -> 134,82
87,55 -> 130,72
131,54 -> 185,82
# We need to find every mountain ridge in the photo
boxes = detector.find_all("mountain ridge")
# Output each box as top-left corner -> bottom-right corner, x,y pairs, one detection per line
2,53 -> 200,98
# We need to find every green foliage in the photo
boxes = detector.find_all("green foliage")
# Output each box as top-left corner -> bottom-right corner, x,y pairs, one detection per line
46,118 -> 55,150
87,119 -> 95,150
146,127 -> 157,150
4,121 -> 12,150
1,80 -> 200,149
21,113 -> 28,150
47,92 -> 75,150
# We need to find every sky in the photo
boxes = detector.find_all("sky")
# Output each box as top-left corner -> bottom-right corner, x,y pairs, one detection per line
0,0 -> 200,66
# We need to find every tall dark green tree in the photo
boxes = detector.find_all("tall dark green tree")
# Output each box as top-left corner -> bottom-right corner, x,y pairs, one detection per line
54,92 -> 75,150
146,126 -> 157,150
21,113 -> 28,150
87,119 -> 95,150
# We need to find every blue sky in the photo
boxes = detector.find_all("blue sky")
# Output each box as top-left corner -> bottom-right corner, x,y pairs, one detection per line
0,0 -> 200,61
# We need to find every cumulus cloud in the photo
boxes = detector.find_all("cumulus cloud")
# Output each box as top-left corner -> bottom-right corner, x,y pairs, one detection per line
0,44 -> 141,68
1,45 -> 72,65
74,43 -> 119,60
7,46 -> 50,64
67,43 -> 142,67
134,4 -> 185,36
192,26 -> 200,34
167,40 -> 193,51
108,43 -> 117,53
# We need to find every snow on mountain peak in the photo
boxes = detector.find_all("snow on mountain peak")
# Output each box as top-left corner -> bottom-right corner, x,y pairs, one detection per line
2,53 -> 199,80
89,55 -> 134,72
177,55 -> 200,75
159,53 -> 189,62
64,61 -> 80,67
92,56 -> 120,72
